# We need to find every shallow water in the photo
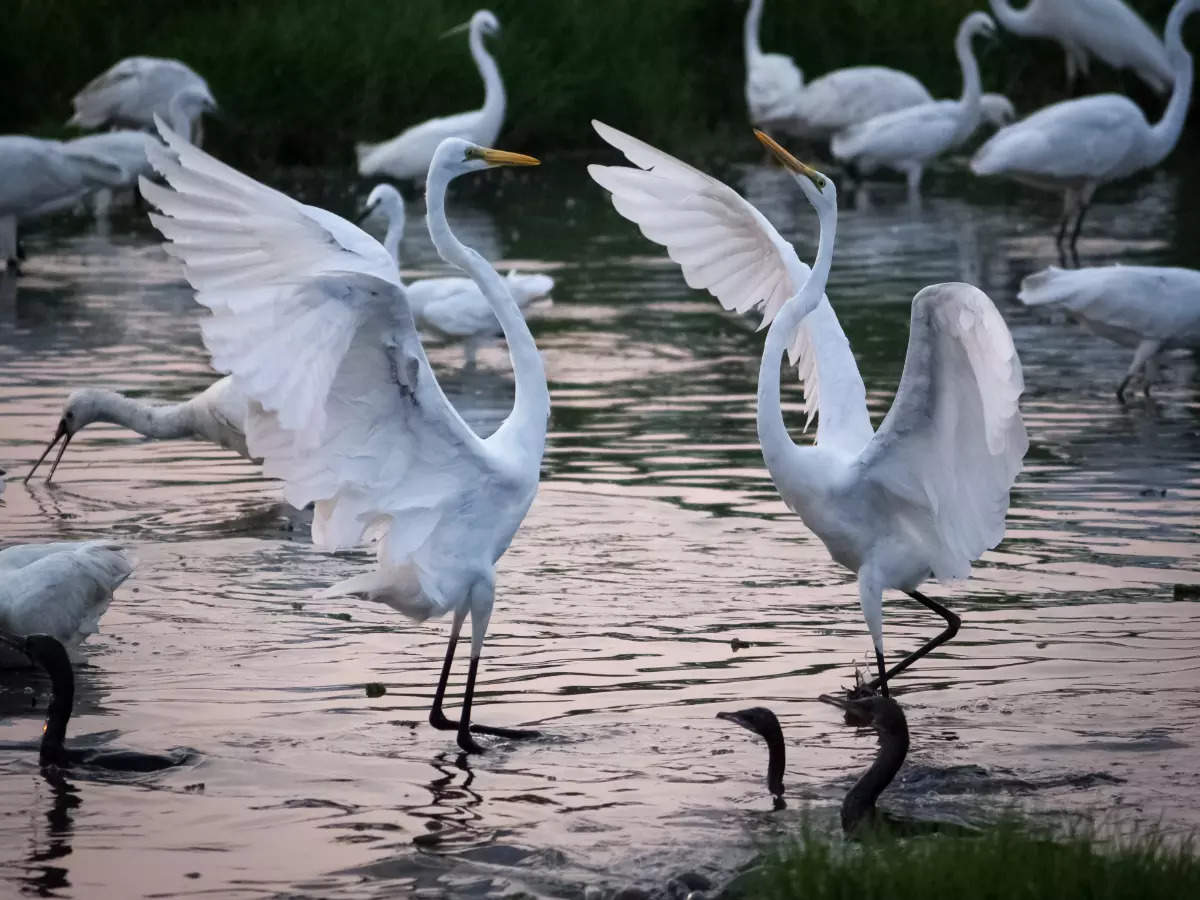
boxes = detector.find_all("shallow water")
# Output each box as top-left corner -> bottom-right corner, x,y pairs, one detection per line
0,156 -> 1198,899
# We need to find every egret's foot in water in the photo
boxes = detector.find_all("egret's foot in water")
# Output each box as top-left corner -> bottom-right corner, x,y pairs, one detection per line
469,723 -> 540,739
457,728 -> 485,755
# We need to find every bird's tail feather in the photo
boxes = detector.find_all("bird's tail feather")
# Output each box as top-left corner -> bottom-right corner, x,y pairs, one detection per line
320,565 -> 439,622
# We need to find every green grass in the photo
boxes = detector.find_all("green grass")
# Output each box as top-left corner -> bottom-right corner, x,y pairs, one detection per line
730,819 -> 1200,900
2,1 -> 1187,168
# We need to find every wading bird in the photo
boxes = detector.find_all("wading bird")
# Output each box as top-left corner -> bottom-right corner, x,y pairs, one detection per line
831,12 -> 997,199
989,0 -> 1174,93
0,632 -> 190,771
26,377 -> 250,484
70,56 -> 216,144
741,0 -> 804,128
1019,264 -> 1200,399
360,183 -> 554,365
0,541 -> 131,664
0,137 -> 124,268
971,0 -> 1197,250
590,123 -> 1026,697
142,126 -> 547,754
357,10 -> 505,182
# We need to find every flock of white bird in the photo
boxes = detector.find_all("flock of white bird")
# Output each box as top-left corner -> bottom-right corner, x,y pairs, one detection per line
1,1 -> 1197,772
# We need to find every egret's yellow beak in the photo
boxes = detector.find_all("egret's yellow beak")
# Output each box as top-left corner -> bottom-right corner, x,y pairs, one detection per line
440,20 -> 472,38
479,148 -> 540,168
754,130 -> 825,188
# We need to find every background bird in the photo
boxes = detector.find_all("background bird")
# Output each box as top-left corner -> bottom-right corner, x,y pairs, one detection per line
590,122 -> 1027,697
357,10 -> 505,182
1019,263 -> 1200,399
69,56 -> 217,144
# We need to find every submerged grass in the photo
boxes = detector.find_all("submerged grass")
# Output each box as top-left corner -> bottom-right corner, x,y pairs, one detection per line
3,0 -> 1187,168
732,819 -> 1200,900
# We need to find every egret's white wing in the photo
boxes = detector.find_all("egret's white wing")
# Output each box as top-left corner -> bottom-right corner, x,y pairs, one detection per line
587,120 -> 872,452
794,67 -> 931,137
408,277 -> 499,337
357,110 -> 484,180
141,122 -> 498,618
831,101 -> 964,163
1020,265 -> 1200,344
855,283 -> 1027,580
971,95 -> 1143,180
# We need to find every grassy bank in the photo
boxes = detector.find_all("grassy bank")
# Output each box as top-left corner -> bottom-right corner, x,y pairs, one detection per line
2,0 -> 1187,168
728,820 -> 1200,900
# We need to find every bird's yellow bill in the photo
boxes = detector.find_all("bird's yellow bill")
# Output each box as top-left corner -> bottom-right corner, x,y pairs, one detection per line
480,148 -> 540,167
753,130 -> 823,185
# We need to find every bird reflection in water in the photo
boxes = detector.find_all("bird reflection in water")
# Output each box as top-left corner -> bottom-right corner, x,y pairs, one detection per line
411,754 -> 492,851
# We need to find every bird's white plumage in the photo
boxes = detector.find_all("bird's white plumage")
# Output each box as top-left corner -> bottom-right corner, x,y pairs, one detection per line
0,541 -> 131,662
590,121 -> 1026,667
357,10 -> 505,181
990,0 -> 1174,92
70,56 -> 215,136
63,131 -> 154,186
787,67 -> 933,141
742,0 -> 804,125
142,124 -> 544,628
587,121 -> 871,451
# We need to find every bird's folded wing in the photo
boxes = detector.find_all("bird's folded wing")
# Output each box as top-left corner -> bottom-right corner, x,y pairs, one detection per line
141,120 -> 491,557
588,119 -> 871,446
855,283 -> 1027,580
832,102 -> 957,161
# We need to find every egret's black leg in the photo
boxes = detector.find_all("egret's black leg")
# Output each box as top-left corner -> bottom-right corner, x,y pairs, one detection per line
429,617 -> 464,731
457,654 -> 486,754
875,649 -> 889,698
1068,201 -> 1089,250
1116,375 -> 1132,402
865,591 -> 961,691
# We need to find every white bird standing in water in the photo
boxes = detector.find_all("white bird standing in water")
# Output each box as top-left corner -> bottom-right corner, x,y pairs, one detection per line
26,377 -> 250,483
1019,264 -> 1200,399
741,0 -> 804,127
832,12 -> 997,199
589,122 -> 1027,697
359,183 -> 554,365
357,10 -> 505,182
142,125 -> 548,753
0,541 -> 131,665
70,56 -> 217,144
972,0 -> 1197,249
988,0 -> 1174,93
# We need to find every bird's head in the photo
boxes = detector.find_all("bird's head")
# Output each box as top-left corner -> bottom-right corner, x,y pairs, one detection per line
962,10 -> 997,43
442,9 -> 501,40
754,130 -> 836,211
26,389 -> 108,483
821,693 -> 908,739
431,138 -> 540,181
718,705 -> 787,805
359,183 -> 405,224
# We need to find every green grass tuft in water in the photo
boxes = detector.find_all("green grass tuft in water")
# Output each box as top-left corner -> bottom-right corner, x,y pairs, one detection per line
736,820 -> 1200,900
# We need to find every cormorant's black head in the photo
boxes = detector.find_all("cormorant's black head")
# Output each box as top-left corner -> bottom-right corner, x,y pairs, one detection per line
717,706 -> 786,807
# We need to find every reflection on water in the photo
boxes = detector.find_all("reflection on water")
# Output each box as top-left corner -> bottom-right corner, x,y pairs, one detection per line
0,159 -> 1198,898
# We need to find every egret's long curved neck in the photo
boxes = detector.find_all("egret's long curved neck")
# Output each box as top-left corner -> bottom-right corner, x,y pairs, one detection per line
987,0 -> 1036,36
841,722 -> 909,833
383,208 -> 405,262
426,166 -> 548,438
757,204 -> 835,474
744,0 -> 765,64
87,391 -> 196,440
471,26 -> 506,133
953,26 -> 985,139
1147,6 -> 1196,165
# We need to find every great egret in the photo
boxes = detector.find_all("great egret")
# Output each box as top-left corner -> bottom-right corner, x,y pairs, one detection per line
360,183 -> 554,365
742,0 -> 804,128
831,12 -> 997,198
26,377 -> 251,484
989,0 -> 1174,93
718,697 -> 909,832
141,126 -> 548,754
0,632 -> 190,771
589,123 -> 1027,697
0,541 -> 131,663
1018,264 -> 1200,399
0,137 -> 124,268
971,0 -> 1197,249
357,10 -> 505,182
70,57 -> 217,145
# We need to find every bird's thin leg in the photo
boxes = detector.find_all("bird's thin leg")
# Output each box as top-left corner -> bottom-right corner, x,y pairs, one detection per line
1068,183 -> 1096,252
456,653 -> 487,754
429,611 -> 467,730
866,590 -> 960,691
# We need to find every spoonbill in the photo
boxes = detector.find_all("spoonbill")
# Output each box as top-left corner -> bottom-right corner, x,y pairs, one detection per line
357,10 -> 505,182
70,56 -> 217,144
26,377 -> 251,484
590,123 -> 1027,697
0,137 -> 124,268
971,0 -> 1197,249
989,0 -> 1174,93
0,541 -> 131,664
831,12 -> 997,198
0,632 -> 191,771
1018,264 -> 1200,399
360,183 -> 554,365
142,125 -> 548,754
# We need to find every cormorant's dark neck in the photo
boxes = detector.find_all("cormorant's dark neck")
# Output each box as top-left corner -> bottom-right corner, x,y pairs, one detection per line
841,723 -> 908,832
37,643 -> 75,768
761,720 -> 786,805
